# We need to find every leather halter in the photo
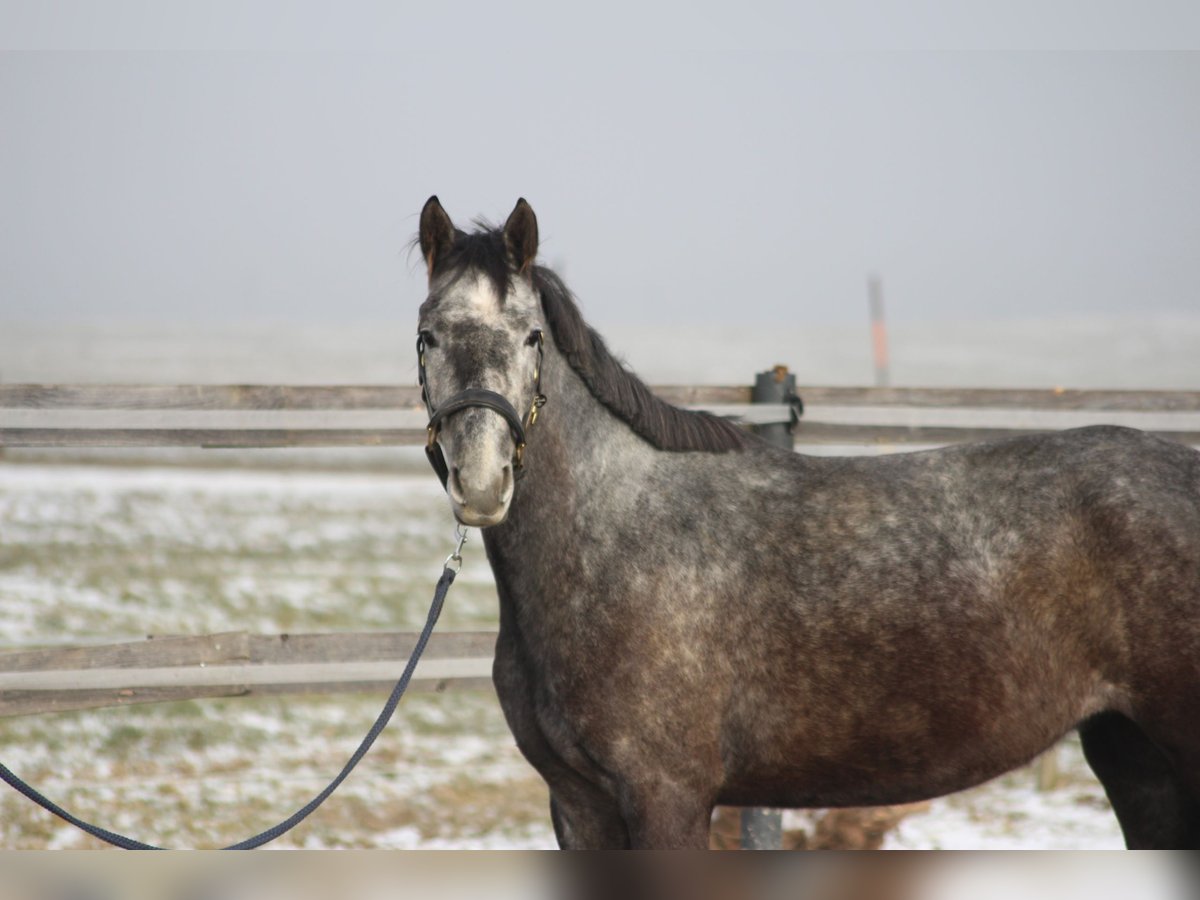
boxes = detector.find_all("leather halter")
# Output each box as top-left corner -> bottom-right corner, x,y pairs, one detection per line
418,331 -> 547,490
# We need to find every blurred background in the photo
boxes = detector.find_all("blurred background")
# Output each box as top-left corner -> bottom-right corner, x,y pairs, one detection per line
2,3 -> 1199,386
1,1 -> 1198,854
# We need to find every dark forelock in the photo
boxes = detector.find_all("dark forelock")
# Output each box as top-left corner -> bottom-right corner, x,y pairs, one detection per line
427,220 -> 512,302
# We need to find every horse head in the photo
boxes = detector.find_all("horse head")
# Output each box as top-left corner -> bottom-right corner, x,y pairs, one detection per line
416,196 -> 546,527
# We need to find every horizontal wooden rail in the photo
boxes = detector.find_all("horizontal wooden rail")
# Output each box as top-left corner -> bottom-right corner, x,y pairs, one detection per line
0,384 -> 748,410
0,631 -> 497,717
789,386 -> 1200,412
4,383 -> 1200,411
5,424 -> 1200,449
2,384 -> 1200,448
0,384 -> 425,411
0,428 -> 431,448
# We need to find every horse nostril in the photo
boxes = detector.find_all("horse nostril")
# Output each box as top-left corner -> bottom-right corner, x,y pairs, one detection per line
449,466 -> 466,504
499,464 -> 514,504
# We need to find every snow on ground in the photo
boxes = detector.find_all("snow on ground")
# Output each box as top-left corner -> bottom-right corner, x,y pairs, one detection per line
1,462 -> 1124,848
883,739 -> 1123,849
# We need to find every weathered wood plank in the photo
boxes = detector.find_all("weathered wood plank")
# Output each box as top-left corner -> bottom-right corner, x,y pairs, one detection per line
0,410 -> 424,428
0,428 -> 429,448
0,384 -> 749,410
8,405 -> 1198,433
790,386 -> 1200,411
0,633 -> 250,672
242,631 -> 496,665
0,677 -> 495,718
0,658 -> 493,691
4,383 -> 1198,412
0,384 -> 426,411
5,423 -> 1198,449
0,631 -> 502,716
652,385 -> 752,405
0,631 -> 497,672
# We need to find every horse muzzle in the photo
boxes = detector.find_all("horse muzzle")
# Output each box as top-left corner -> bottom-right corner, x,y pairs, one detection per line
447,460 -> 514,527
424,388 -> 526,527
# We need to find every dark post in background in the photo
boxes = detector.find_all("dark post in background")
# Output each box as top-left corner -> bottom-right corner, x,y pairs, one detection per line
740,365 -> 799,850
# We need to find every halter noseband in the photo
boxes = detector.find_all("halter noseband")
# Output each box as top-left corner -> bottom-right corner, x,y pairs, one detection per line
417,330 -> 547,490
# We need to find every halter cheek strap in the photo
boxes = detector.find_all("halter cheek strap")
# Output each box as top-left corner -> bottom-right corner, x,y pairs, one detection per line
418,332 -> 547,490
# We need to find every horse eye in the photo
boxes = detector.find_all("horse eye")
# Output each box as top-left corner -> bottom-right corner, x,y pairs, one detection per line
525,329 -> 543,347
419,329 -> 438,348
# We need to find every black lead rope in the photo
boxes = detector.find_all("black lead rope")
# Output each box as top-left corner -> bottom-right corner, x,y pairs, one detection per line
0,564 -> 457,849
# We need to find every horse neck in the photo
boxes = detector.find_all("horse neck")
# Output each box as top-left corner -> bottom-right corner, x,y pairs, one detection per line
482,338 -> 655,555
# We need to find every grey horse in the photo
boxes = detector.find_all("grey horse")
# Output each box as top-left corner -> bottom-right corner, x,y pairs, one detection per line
414,196 -> 1200,849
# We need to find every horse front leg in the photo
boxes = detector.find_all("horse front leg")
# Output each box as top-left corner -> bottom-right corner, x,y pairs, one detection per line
492,639 -> 630,848
550,789 -> 629,849
621,785 -> 714,849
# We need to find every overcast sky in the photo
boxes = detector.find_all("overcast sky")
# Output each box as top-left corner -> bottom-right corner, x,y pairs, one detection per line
2,3 -> 1199,328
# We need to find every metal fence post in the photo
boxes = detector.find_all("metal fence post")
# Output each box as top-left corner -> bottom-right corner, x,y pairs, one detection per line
739,365 -> 797,850
752,365 -> 798,450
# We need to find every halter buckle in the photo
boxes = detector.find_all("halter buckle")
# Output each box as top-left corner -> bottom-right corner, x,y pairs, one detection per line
514,441 -> 526,469
426,424 -> 438,451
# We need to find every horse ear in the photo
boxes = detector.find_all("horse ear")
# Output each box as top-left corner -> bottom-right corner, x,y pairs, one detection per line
503,198 -> 539,275
419,195 -> 456,276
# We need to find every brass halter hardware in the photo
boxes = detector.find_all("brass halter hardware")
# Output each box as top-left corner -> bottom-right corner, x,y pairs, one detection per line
527,329 -> 547,429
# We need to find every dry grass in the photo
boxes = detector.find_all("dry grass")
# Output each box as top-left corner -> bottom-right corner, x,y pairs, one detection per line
0,463 -> 1119,849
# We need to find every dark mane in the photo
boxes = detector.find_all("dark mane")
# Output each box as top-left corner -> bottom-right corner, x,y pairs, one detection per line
533,266 -> 749,453
423,221 -> 749,452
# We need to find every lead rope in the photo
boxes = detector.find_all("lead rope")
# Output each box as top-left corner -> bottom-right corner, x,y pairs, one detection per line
0,527 -> 470,850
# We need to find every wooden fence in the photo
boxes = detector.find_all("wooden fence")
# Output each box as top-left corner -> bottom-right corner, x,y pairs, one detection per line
3,383 -> 1200,448
2,380 -> 1200,720
0,630 -> 495,717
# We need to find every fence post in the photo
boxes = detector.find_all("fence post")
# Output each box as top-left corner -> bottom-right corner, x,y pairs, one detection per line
752,365 -> 798,450
1036,744 -> 1060,791
739,366 -> 797,850
868,275 -> 890,388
